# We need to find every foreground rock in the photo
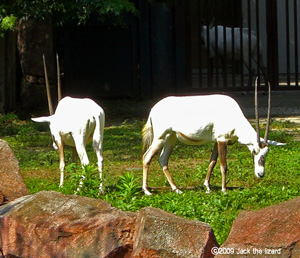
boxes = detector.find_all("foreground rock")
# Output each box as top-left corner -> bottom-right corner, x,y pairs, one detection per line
216,197 -> 300,258
0,191 -> 218,258
0,139 -> 30,204
0,191 -> 136,257
133,207 -> 218,258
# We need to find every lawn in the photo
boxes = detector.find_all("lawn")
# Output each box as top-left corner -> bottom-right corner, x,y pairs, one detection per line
1,112 -> 300,244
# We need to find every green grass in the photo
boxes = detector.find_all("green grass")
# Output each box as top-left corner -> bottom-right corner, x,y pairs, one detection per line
1,113 -> 300,244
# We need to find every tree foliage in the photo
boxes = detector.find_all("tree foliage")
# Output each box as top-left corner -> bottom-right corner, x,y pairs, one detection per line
0,0 -> 137,34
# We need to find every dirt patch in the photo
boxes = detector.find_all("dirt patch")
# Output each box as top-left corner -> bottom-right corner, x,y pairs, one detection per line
249,116 -> 300,141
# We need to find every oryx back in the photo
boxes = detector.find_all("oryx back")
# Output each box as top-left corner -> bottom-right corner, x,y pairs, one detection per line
148,95 -> 245,145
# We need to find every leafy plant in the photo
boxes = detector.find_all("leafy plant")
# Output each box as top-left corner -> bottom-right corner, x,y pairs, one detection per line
116,172 -> 140,201
62,164 -> 102,198
0,14 -> 17,35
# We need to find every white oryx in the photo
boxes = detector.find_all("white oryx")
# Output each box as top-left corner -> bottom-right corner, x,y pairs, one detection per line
142,81 -> 284,195
200,22 -> 268,85
32,55 -> 105,193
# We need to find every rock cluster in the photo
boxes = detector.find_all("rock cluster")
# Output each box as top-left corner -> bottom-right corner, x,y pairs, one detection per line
0,191 -> 218,258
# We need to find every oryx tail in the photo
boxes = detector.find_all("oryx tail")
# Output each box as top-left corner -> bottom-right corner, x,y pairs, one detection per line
142,117 -> 153,154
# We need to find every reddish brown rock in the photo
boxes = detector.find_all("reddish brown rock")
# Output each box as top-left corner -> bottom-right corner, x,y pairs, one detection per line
132,207 -> 219,258
0,190 -> 4,205
0,191 -> 220,258
216,197 -> 300,258
0,139 -> 30,202
0,191 -> 136,258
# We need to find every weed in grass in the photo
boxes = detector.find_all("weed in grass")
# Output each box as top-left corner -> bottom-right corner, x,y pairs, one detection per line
59,164 -> 102,198
116,172 -> 140,201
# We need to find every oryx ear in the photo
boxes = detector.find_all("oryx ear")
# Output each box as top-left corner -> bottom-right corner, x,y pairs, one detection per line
267,140 -> 286,146
31,116 -> 52,123
259,142 -> 267,148
209,18 -> 215,29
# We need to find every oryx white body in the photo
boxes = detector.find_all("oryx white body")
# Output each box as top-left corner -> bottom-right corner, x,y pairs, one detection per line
201,25 -> 267,84
32,96 -> 105,192
142,94 -> 283,195
32,54 -> 105,193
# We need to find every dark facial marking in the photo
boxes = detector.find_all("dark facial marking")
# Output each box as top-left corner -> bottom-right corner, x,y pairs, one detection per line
258,155 -> 265,166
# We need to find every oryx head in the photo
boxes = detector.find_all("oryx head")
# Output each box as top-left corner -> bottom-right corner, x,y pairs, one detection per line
252,78 -> 284,178
200,19 -> 214,47
200,18 -> 215,56
200,20 -> 207,46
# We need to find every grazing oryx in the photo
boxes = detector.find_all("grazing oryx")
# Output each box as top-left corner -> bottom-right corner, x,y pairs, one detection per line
200,22 -> 268,85
32,55 -> 105,193
142,80 -> 284,195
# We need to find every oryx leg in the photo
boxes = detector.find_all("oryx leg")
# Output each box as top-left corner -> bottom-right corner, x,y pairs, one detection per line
142,138 -> 165,196
251,51 -> 268,85
204,143 -> 218,193
242,60 -> 255,87
158,133 -> 181,194
73,134 -> 89,191
261,63 -> 268,86
55,139 -> 65,188
218,141 -> 228,193
97,115 -> 105,194
72,146 -> 78,163
261,66 -> 268,86
93,139 -> 104,194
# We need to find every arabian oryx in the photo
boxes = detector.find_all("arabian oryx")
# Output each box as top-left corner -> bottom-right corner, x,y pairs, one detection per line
32,55 -> 105,193
200,22 -> 268,86
142,81 -> 285,195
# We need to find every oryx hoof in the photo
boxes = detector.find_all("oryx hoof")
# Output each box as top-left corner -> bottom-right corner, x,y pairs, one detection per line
98,189 -> 104,195
143,188 -> 152,196
174,189 -> 183,194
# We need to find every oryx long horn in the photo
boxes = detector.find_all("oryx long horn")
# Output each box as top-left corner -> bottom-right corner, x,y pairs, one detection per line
56,53 -> 62,102
255,77 -> 260,145
264,82 -> 271,143
43,54 -> 54,115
